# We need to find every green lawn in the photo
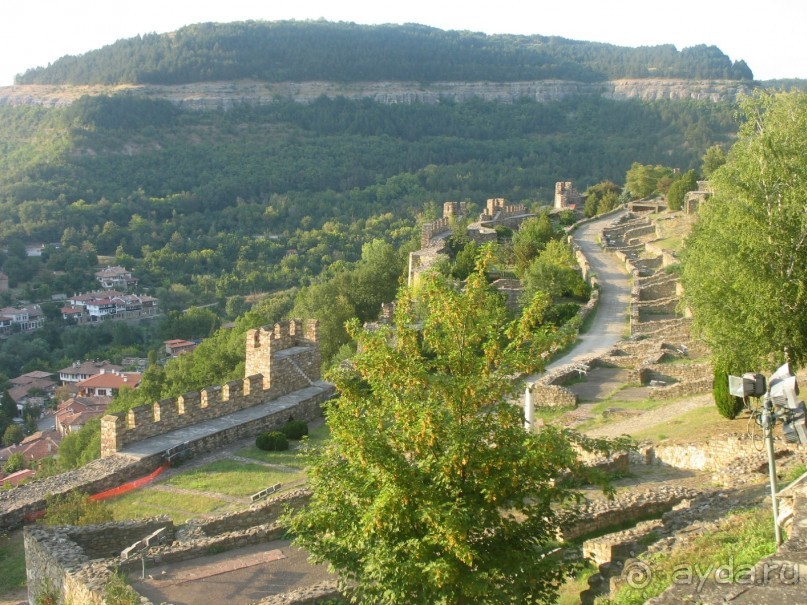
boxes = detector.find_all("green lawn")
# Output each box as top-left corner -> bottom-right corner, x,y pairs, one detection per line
631,405 -> 744,443
107,488 -> 233,524
165,459 -> 306,497
0,530 -> 26,595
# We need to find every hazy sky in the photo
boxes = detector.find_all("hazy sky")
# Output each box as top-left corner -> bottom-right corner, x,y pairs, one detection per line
0,0 -> 803,86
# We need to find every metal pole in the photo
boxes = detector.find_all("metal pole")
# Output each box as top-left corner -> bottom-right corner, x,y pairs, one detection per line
762,396 -> 783,546
524,385 -> 534,431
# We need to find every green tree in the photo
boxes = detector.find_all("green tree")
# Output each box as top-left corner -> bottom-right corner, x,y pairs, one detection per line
701,144 -> 726,178
1,389 -> 16,419
583,181 -> 622,218
2,424 -> 24,447
522,240 -> 590,303
712,364 -> 744,419
3,451 -> 26,473
624,163 -> 674,199
666,169 -> 698,212
286,251 -> 625,604
682,91 -> 807,371
511,213 -> 555,275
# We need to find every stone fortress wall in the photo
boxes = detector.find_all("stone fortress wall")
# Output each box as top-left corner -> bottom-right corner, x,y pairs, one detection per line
101,319 -> 321,456
1,319 -> 331,530
409,195 -> 536,285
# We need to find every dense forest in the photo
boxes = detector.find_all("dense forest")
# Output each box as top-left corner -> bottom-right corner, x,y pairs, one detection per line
16,21 -> 754,86
0,94 -> 735,299
0,91 -> 736,384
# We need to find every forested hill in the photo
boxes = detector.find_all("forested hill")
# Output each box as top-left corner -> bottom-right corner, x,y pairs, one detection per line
16,20 -> 753,86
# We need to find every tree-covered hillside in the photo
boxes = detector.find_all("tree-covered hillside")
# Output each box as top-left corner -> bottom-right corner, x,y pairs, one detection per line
16,21 -> 753,86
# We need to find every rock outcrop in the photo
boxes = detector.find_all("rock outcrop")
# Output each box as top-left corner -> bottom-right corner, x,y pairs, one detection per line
0,78 -> 756,109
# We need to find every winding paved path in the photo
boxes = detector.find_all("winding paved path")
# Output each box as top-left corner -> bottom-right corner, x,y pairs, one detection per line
524,210 -> 632,385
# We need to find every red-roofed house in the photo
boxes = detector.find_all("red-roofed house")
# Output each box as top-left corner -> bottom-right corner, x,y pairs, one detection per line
164,339 -> 198,357
54,396 -> 111,436
95,266 -> 138,290
76,373 -> 141,398
59,360 -> 123,384
0,430 -> 60,464
0,469 -> 35,487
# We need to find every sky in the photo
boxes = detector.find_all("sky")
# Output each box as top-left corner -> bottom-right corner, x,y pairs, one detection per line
0,0 -> 804,86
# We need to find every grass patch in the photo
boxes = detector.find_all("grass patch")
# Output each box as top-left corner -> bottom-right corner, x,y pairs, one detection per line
652,236 -> 683,253
631,405 -> 742,444
533,405 -> 576,424
0,530 -> 26,595
165,459 -> 306,497
107,488 -> 231,523
236,422 -> 330,467
574,396 -> 666,431
556,560 -> 599,605
599,507 -> 776,604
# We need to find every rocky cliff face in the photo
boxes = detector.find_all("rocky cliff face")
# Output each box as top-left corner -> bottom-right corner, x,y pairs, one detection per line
0,78 -> 756,109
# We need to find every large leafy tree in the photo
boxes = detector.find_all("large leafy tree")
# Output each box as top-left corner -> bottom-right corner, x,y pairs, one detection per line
287,251 -> 624,604
682,91 -> 807,371
624,162 -> 675,199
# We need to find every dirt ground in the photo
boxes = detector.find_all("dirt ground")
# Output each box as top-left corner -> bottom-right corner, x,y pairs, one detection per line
131,540 -> 333,605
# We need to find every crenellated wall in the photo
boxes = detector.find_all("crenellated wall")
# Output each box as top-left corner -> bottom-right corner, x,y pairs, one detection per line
101,320 -> 323,457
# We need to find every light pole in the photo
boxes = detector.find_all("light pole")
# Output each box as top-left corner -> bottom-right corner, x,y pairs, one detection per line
760,392 -> 783,546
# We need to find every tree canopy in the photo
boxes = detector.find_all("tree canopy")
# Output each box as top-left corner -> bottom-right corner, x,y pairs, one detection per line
16,21 -> 753,86
681,91 -> 807,371
286,251 -> 625,604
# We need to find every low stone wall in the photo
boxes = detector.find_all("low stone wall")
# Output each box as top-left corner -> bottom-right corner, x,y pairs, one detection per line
0,453 -> 162,530
647,378 -> 712,400
561,485 -> 700,541
638,362 -> 712,386
637,433 -> 807,478
532,384 -> 578,407
253,582 -> 345,604
637,275 -> 678,301
148,522 -> 287,567
183,488 -> 311,537
25,517 -> 172,605
583,518 -> 664,566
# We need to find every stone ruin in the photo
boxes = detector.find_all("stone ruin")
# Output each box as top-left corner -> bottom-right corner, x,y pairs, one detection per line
409,196 -> 534,285
24,489 -> 344,605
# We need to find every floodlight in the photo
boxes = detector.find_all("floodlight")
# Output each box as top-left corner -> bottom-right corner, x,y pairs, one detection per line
781,403 -> 807,444
728,372 -> 766,398
769,363 -> 801,409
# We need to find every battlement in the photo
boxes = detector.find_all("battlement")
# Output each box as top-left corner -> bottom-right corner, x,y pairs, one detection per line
479,198 -> 527,222
101,319 -> 322,457
421,217 -> 453,248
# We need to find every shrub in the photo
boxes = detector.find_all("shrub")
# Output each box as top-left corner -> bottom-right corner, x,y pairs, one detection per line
41,491 -> 113,526
104,569 -> 140,605
256,431 -> 289,451
713,365 -> 743,419
281,420 -> 309,440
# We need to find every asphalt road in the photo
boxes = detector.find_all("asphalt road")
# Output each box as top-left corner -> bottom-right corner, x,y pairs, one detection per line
525,209 -> 631,384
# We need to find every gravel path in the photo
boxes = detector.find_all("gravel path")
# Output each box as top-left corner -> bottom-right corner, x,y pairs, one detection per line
584,393 -> 713,438
522,211 -> 631,388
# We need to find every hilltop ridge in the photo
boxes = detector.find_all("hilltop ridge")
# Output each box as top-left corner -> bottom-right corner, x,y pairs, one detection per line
15,21 -> 753,87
